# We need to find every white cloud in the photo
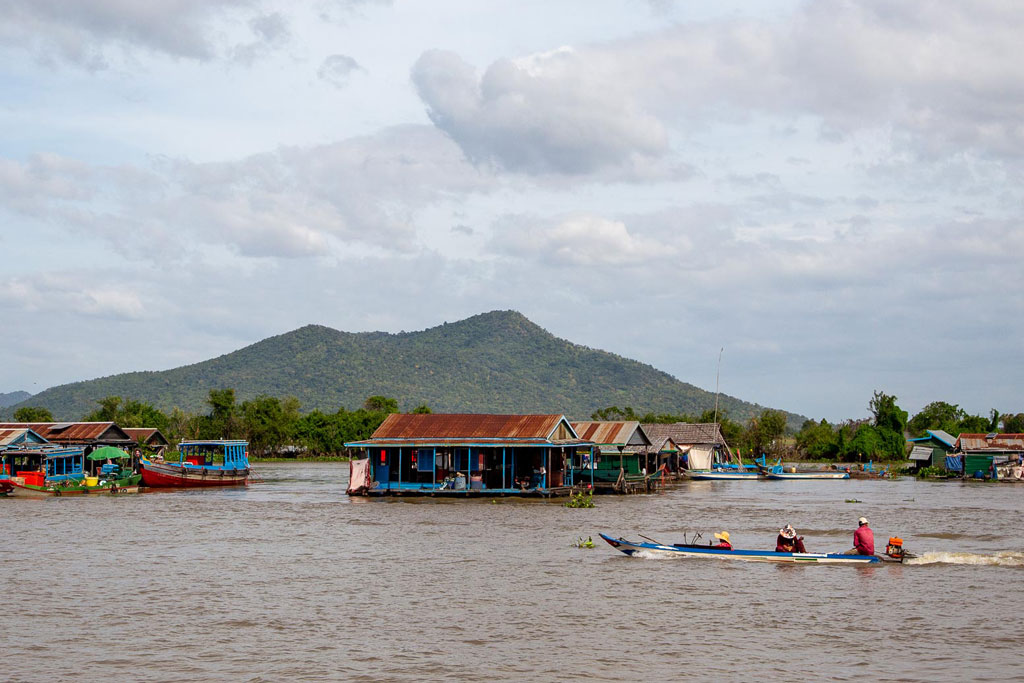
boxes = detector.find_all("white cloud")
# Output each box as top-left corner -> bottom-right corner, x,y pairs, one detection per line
412,48 -> 669,176
491,213 -> 673,266
0,0 -> 280,68
0,273 -> 145,320
0,125 -> 492,261
592,1 -> 1024,161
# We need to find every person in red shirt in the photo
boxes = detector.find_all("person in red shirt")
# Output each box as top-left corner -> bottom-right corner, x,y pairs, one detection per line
712,531 -> 732,550
775,524 -> 807,553
851,517 -> 875,555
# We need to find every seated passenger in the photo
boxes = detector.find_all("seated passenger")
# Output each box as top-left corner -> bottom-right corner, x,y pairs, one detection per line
712,531 -> 732,550
848,517 -> 874,555
776,524 -> 807,553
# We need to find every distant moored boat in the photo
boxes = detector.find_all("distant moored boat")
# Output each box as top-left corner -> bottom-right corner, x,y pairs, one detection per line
140,440 -> 250,488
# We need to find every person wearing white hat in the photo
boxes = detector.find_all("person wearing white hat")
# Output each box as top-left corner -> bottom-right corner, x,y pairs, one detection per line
712,531 -> 732,550
849,516 -> 874,555
775,524 -> 807,553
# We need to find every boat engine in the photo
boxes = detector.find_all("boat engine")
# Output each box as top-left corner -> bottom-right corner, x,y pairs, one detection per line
885,537 -> 905,562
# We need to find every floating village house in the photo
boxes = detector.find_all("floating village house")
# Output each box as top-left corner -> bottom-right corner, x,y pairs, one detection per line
0,422 -> 134,452
122,427 -> 170,456
641,422 -> 733,470
907,429 -> 957,472
954,433 -> 1024,478
346,413 -> 594,496
569,420 -> 654,487
0,422 -> 137,482
0,427 -> 49,475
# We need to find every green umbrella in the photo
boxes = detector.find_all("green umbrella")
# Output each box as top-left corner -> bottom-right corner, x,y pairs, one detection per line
87,446 -> 131,461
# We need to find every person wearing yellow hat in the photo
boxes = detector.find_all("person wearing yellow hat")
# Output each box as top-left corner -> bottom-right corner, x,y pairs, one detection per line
712,531 -> 732,550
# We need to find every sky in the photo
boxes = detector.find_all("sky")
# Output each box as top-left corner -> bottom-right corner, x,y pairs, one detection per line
1,0 -> 1021,423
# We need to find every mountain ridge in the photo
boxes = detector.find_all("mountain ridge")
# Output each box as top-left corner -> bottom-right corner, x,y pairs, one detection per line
10,310 -> 801,425
0,390 -> 32,408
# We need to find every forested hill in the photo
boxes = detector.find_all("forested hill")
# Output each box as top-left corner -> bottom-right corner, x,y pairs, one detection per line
14,311 -> 796,423
0,390 -> 31,408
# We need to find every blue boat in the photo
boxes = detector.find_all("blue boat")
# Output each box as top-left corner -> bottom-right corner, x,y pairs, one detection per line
599,533 -> 887,564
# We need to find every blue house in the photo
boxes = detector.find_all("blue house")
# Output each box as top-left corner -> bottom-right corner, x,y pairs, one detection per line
346,413 -> 594,496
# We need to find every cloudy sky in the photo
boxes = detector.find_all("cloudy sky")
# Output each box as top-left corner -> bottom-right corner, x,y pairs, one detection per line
1,0 -> 1021,422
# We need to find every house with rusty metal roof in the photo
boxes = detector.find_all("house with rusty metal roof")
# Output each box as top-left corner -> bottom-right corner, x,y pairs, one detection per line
0,422 -> 134,449
0,427 -> 49,450
641,422 -> 733,470
345,413 -> 594,497
955,433 -> 1024,455
123,427 -> 170,454
953,433 -> 1024,479
568,420 -> 658,486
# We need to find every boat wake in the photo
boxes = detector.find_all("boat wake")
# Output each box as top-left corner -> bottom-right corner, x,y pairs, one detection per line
907,551 -> 1024,567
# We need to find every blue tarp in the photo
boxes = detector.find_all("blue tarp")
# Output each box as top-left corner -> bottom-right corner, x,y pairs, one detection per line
945,455 -> 963,471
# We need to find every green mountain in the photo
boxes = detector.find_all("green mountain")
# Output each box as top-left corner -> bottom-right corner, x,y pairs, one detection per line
0,390 -> 32,408
14,310 -> 798,424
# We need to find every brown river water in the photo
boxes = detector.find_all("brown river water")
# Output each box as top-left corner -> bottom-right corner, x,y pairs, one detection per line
3,462 -> 1024,682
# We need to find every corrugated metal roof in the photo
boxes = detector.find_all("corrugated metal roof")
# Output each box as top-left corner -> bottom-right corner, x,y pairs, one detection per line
642,422 -> 728,447
570,421 -> 651,447
909,445 -> 934,460
957,433 -> 1024,452
0,422 -> 133,444
926,429 -> 957,448
0,427 -> 45,447
372,413 -> 575,440
123,428 -> 169,445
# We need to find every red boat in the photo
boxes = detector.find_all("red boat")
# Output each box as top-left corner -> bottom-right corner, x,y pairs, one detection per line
140,440 -> 250,488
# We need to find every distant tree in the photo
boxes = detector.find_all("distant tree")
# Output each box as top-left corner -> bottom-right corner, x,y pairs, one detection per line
744,409 -> 788,457
203,388 -> 241,439
167,407 -> 201,443
82,396 -> 170,430
869,391 -> 908,435
844,423 -> 886,460
363,396 -> 399,413
835,391 -> 910,462
907,401 -> 964,437
14,406 -> 53,422
957,414 -> 989,433
411,404 -> 432,414
86,395 -> 124,422
591,406 -> 639,421
1002,413 -> 1024,433
241,395 -> 301,456
796,419 -> 840,460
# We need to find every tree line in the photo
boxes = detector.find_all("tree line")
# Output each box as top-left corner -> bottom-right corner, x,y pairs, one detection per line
11,390 -> 424,457
13,389 -> 1021,461
595,392 -> 1024,462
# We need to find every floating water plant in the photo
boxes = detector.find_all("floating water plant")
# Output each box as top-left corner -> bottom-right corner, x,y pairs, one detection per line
572,536 -> 595,549
563,491 -> 595,508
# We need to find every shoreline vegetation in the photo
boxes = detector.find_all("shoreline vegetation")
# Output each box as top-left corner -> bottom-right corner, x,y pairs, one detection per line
6,389 -> 1021,464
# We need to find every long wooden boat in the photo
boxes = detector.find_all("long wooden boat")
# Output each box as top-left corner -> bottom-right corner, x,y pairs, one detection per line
7,473 -> 142,497
686,470 -> 764,481
140,440 -> 250,488
765,471 -> 850,480
599,533 -> 884,564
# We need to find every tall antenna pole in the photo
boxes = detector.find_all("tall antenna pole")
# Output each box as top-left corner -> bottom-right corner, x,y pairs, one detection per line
713,347 -> 723,427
